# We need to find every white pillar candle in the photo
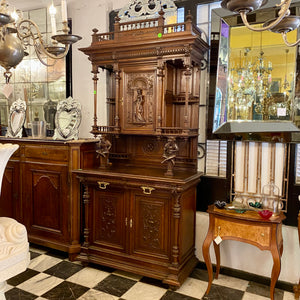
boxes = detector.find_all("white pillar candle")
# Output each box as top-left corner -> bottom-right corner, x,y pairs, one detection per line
248,142 -> 258,193
274,143 -> 284,196
261,142 -> 271,192
234,141 -> 245,193
49,4 -> 57,36
61,0 -> 67,23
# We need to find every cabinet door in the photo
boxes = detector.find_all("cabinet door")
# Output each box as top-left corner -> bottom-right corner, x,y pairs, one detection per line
90,185 -> 127,253
23,163 -> 69,242
130,189 -> 170,261
0,161 -> 20,220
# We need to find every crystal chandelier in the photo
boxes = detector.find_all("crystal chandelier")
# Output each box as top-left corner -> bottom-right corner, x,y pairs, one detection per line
221,0 -> 300,47
0,0 -> 81,83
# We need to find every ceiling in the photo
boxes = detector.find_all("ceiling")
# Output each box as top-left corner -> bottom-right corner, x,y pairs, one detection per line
8,0 -> 75,11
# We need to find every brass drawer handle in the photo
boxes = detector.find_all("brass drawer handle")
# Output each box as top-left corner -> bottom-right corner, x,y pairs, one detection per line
98,182 -> 110,189
141,186 -> 155,195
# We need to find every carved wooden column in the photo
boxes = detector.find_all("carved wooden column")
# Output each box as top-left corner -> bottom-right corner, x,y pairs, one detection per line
91,65 -> 99,136
184,56 -> 192,130
114,65 -> 121,129
156,57 -> 164,130
171,188 -> 182,268
82,184 -> 90,250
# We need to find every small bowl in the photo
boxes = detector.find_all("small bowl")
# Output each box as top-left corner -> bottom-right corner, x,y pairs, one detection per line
258,210 -> 273,220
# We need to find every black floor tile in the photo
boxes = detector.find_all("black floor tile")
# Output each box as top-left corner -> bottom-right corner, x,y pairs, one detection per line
201,284 -> 244,300
161,290 -> 199,300
7,269 -> 39,286
189,268 -> 209,282
41,281 -> 89,299
93,274 -> 137,297
246,281 -> 284,300
30,251 -> 41,260
45,248 -> 69,260
44,260 -> 84,279
5,287 -> 37,300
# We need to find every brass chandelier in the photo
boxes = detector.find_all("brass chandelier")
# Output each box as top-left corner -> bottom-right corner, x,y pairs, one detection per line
221,0 -> 300,47
0,0 -> 81,83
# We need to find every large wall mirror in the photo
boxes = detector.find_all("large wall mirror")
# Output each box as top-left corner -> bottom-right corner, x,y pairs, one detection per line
212,2 -> 300,137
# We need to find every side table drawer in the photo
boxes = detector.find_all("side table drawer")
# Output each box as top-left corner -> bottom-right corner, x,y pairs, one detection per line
25,145 -> 69,162
214,217 -> 271,248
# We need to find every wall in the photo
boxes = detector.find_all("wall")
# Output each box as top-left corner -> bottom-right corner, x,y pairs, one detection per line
14,0 -> 299,285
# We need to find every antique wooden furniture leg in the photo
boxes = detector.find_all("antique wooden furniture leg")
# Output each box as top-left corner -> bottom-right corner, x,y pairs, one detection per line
213,241 -> 221,279
270,235 -> 281,300
202,215 -> 214,295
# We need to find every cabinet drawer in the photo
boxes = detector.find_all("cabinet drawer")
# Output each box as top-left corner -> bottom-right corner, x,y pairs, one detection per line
25,145 -> 69,162
214,217 -> 271,248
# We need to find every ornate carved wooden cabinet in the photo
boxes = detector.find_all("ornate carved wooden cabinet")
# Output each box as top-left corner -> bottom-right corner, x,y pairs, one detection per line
75,9 -> 208,287
0,138 -> 97,259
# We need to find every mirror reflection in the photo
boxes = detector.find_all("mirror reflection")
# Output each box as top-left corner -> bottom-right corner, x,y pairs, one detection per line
213,4 -> 300,135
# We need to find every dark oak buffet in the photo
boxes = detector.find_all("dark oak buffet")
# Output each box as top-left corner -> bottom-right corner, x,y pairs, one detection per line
74,10 -> 208,288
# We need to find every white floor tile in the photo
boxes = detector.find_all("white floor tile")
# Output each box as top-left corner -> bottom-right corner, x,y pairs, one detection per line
79,289 -> 118,300
242,292 -> 270,300
283,290 -> 297,300
28,254 -> 62,272
17,273 -> 63,296
121,281 -> 167,300
67,267 -> 110,288
213,274 -> 249,291
176,277 -> 207,299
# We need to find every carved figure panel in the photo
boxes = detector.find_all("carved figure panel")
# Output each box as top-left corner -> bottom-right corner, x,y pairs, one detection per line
122,71 -> 155,133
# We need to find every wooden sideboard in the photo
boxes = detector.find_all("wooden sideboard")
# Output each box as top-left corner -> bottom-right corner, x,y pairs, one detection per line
75,167 -> 201,287
0,137 -> 97,260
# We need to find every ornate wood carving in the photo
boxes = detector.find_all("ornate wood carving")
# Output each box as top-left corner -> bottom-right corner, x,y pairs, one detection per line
100,197 -> 117,239
126,72 -> 154,125
142,203 -> 161,249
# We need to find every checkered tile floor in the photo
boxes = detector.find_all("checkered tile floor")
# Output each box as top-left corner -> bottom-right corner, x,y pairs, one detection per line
4,245 -> 295,300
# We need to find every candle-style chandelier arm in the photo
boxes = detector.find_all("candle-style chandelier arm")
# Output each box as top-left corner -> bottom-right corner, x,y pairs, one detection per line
282,31 -> 300,47
240,1 -> 291,32
16,19 -> 70,61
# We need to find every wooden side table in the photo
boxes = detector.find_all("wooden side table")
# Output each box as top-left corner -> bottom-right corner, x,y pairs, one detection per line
202,205 -> 286,300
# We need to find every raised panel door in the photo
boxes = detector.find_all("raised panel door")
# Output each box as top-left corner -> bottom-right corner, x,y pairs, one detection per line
91,186 -> 127,253
23,163 -> 68,242
131,189 -> 170,261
